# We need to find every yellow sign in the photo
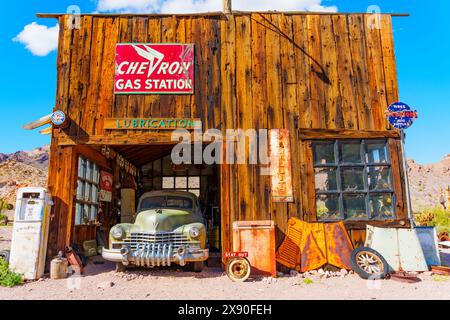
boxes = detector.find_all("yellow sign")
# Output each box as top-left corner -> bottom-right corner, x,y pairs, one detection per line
104,118 -> 202,130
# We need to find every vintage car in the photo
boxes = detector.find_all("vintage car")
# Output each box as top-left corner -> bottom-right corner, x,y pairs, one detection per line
102,190 -> 209,272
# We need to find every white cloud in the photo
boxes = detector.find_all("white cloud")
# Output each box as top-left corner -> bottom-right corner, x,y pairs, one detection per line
96,0 -> 337,14
13,22 -> 59,57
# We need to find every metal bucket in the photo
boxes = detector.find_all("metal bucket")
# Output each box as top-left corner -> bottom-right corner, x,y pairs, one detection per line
50,257 -> 68,280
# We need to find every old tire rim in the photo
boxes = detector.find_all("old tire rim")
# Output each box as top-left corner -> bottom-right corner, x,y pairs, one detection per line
226,258 -> 251,282
355,251 -> 384,275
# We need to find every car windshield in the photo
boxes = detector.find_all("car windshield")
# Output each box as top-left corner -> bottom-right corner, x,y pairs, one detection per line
140,196 -> 193,211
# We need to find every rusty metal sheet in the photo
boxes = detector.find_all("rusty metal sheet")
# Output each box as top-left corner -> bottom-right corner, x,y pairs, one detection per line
276,219 -> 354,272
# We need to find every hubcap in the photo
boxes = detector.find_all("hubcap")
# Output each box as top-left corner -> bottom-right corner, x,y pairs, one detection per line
356,251 -> 384,274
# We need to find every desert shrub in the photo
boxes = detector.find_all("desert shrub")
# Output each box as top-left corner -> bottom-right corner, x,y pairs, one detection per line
414,207 -> 450,234
0,258 -> 24,288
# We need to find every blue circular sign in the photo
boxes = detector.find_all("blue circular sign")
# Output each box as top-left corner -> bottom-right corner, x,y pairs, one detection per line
386,102 -> 418,130
51,111 -> 66,126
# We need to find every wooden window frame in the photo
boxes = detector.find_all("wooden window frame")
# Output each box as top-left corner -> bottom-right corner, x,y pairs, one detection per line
312,139 -> 396,222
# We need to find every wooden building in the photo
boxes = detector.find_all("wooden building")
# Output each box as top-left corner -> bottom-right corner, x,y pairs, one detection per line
38,10 -> 409,268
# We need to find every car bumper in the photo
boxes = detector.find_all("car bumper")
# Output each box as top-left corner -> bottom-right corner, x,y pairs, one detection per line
102,246 -> 209,267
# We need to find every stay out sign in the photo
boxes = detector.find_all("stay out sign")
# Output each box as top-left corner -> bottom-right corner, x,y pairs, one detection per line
114,43 -> 195,94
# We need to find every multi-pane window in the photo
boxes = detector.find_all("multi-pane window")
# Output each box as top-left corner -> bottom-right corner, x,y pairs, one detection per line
313,140 -> 395,221
75,157 -> 100,225
162,176 -> 201,197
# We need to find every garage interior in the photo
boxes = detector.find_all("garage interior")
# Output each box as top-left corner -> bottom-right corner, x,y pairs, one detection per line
73,144 -> 221,267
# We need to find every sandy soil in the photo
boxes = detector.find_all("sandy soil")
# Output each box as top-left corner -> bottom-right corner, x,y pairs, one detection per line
0,257 -> 449,300
0,225 -> 12,252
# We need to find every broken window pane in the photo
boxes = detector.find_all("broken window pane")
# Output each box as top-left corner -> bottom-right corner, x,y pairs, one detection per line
316,194 -> 340,220
366,141 -> 389,164
343,194 -> 367,219
341,168 -> 365,192
314,168 -> 338,192
313,143 -> 335,165
370,194 -> 395,220
368,167 -> 392,190
339,141 -> 362,164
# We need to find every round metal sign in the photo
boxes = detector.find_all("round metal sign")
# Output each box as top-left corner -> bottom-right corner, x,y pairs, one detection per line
386,102 -> 418,130
51,111 -> 66,126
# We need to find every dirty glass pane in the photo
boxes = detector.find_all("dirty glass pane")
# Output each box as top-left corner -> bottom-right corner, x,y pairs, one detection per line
175,177 -> 188,189
188,176 -> 200,189
162,177 -> 174,189
339,141 -> 362,164
78,157 -> 86,179
84,183 -> 92,202
314,168 -> 338,192
313,143 -> 335,165
316,194 -> 340,220
77,180 -> 85,201
91,185 -> 98,204
191,189 -> 201,197
343,195 -> 367,219
341,168 -> 365,192
89,206 -> 98,221
75,203 -> 83,225
366,141 -> 388,164
92,164 -> 99,183
86,160 -> 93,182
368,167 -> 392,190
370,194 -> 394,220
83,205 -> 90,223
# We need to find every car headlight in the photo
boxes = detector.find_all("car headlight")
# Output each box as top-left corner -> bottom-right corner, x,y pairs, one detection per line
189,227 -> 200,239
111,226 -> 124,240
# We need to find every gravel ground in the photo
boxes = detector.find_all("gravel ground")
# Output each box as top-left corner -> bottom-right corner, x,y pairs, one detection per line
1,216 -> 449,301
0,258 -> 449,300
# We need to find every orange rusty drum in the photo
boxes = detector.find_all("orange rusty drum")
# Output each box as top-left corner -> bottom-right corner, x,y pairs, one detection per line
232,221 -> 277,277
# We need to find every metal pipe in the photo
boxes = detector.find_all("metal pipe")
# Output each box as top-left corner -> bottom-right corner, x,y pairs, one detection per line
401,130 -> 413,224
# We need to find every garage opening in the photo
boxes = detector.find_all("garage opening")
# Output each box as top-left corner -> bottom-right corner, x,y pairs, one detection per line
111,144 -> 221,266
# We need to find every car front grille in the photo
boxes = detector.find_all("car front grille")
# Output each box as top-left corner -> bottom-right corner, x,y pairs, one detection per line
119,232 -> 200,250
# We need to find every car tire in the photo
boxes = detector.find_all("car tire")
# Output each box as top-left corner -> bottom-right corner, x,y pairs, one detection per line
116,262 -> 126,273
0,250 -> 10,263
189,261 -> 204,273
351,247 -> 389,280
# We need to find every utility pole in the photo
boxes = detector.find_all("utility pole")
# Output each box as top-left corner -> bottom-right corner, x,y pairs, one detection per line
223,0 -> 232,14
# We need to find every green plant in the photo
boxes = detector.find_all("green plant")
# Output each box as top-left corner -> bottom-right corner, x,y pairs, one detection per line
432,275 -> 450,282
0,258 -> 24,288
414,207 -> 450,234
303,278 -> 314,285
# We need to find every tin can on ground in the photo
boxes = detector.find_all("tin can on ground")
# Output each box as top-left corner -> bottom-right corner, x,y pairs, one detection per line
50,257 -> 68,280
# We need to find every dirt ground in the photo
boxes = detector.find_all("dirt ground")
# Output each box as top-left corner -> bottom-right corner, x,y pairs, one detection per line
0,255 -> 449,300
1,219 -> 450,300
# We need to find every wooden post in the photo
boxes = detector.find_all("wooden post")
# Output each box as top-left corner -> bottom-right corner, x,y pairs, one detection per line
223,0 -> 232,14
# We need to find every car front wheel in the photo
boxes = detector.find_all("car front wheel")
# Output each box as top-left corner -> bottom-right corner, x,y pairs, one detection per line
116,262 -> 127,273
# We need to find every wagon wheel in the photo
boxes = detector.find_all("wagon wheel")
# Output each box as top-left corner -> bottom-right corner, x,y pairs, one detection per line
351,247 -> 389,280
226,257 -> 251,282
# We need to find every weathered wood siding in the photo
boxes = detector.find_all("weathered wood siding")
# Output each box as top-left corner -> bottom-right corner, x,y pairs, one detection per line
48,13 -> 405,255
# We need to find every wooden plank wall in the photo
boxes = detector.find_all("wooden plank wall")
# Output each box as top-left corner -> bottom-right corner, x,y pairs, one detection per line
50,13 -> 402,254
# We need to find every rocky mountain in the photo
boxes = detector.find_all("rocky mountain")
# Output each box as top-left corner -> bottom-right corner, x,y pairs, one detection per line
408,154 -> 450,212
0,146 -> 49,204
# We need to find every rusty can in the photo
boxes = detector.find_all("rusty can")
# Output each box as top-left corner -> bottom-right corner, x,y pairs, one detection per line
50,257 -> 68,279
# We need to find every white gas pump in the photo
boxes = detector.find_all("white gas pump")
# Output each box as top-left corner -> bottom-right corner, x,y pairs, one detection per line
9,187 -> 53,280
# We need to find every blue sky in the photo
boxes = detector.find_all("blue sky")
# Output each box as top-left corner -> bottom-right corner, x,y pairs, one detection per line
0,0 -> 449,164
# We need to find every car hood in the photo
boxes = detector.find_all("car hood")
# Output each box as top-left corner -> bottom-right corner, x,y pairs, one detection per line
133,209 -> 201,232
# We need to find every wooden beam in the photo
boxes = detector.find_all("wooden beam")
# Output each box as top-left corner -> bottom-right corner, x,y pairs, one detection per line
57,132 -> 202,146
298,129 -> 400,140
37,12 -> 410,19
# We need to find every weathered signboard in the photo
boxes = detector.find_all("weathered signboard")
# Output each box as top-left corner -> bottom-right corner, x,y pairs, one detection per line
104,118 -> 202,130
386,102 -> 418,130
99,171 -> 113,202
114,43 -> 194,94
270,129 -> 294,203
